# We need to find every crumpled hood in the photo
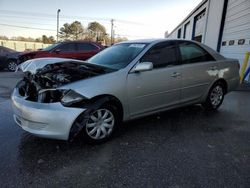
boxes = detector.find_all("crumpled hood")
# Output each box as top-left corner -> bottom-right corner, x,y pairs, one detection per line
14,57 -> 112,102
17,57 -> 86,74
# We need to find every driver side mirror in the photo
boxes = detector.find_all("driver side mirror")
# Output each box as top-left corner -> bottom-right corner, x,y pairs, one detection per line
132,62 -> 153,73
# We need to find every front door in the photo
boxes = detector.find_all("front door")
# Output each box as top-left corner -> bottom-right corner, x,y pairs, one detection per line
127,41 -> 181,118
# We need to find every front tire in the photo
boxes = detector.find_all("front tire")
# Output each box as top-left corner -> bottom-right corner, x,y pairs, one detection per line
202,82 -> 225,111
71,103 -> 119,143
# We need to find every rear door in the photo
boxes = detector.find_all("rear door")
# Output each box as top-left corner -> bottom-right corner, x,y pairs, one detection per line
76,43 -> 101,60
177,41 -> 218,104
127,41 -> 182,117
51,43 -> 78,59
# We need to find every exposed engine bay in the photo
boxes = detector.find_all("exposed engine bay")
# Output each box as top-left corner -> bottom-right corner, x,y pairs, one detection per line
16,61 -> 107,103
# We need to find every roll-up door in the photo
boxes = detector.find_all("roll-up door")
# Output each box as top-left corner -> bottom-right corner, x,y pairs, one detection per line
220,0 -> 250,67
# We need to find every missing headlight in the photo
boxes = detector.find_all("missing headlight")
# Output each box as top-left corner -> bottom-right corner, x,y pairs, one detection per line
37,89 -> 63,103
61,90 -> 86,107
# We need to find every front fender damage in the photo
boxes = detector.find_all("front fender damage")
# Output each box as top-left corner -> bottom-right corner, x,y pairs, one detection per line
68,96 -> 114,142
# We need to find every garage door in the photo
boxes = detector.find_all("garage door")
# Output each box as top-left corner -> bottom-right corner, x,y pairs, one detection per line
184,22 -> 192,40
220,0 -> 250,68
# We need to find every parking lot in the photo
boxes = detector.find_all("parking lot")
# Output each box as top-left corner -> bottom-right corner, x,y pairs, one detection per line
0,71 -> 250,187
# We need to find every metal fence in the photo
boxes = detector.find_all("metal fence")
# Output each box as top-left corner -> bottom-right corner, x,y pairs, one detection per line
0,40 -> 51,52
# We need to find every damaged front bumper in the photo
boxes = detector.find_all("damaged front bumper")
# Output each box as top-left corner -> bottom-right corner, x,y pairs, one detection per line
11,88 -> 86,140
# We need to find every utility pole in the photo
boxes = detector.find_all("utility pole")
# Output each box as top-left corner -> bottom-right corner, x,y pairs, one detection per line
111,19 -> 114,45
57,9 -> 61,42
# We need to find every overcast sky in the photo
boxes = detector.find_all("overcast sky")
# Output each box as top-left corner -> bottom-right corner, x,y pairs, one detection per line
0,0 -> 202,39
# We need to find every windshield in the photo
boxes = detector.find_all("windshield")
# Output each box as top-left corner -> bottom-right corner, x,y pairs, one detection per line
88,43 -> 147,70
42,43 -> 61,51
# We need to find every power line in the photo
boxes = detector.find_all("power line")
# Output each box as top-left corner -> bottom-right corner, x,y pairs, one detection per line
0,19 -> 55,26
0,14 -> 57,21
0,10 -> 153,39
0,23 -> 56,31
0,12 -> 111,24
0,10 -> 59,19
0,9 -> 146,25
0,10 -> 110,22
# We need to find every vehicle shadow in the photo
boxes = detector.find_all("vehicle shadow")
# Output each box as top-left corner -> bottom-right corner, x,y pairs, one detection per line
0,69 -> 11,72
119,105 -> 225,136
17,105 -> 229,175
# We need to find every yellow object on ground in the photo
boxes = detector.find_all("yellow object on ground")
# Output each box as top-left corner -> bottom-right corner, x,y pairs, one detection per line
240,52 -> 250,84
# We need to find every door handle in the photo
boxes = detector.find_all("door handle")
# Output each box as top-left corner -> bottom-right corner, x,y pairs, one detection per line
209,66 -> 217,70
171,72 -> 181,78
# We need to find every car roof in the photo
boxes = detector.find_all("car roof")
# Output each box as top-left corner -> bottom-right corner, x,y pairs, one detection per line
60,40 -> 97,44
119,38 -> 201,45
119,38 -> 225,60
119,38 -> 169,44
59,40 -> 103,48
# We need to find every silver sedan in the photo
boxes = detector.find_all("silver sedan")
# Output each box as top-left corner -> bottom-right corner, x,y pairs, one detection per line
12,39 -> 240,143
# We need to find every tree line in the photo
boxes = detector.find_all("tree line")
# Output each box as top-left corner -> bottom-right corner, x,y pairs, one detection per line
0,21 -> 128,45
59,21 -> 127,45
0,35 -> 55,44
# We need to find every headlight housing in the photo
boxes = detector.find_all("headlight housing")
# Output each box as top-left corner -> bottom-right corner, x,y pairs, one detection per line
60,90 -> 87,107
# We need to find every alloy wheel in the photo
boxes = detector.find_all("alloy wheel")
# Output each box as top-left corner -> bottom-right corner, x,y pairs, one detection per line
8,61 -> 17,71
210,85 -> 223,107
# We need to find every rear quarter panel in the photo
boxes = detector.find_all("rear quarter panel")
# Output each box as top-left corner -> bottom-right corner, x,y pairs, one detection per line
217,58 -> 240,92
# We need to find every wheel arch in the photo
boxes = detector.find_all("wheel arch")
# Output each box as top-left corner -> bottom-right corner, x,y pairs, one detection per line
68,94 -> 124,141
7,58 -> 17,62
89,94 -> 124,121
213,78 -> 228,93
201,78 -> 228,102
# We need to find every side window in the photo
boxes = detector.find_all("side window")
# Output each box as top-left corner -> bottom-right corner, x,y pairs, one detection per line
56,43 -> 76,52
76,43 -> 98,51
179,42 -> 214,63
141,42 -> 178,69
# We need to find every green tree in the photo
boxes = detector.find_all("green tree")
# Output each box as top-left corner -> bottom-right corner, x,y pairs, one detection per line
0,36 -> 9,40
48,36 -> 56,43
115,37 -> 128,43
41,35 -> 55,44
87,22 -> 107,42
59,21 -> 84,40
35,38 -> 42,42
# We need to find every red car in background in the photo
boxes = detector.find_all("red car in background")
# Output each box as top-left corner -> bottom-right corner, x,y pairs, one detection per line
18,41 -> 104,63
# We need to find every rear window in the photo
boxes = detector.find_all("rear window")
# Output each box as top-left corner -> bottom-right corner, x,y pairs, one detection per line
178,42 -> 215,63
56,43 -> 76,52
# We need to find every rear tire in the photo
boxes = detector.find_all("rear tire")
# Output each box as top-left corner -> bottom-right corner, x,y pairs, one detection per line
202,82 -> 225,111
7,60 -> 18,71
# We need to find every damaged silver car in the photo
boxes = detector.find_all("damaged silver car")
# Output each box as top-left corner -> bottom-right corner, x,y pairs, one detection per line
12,39 -> 240,143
